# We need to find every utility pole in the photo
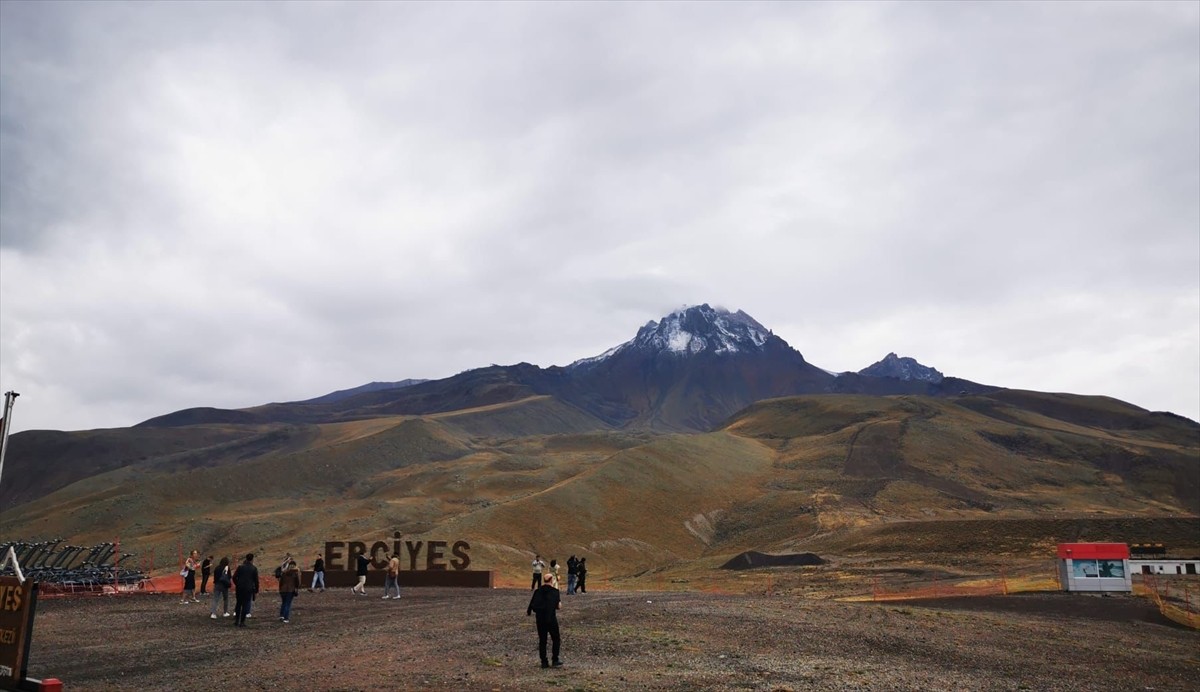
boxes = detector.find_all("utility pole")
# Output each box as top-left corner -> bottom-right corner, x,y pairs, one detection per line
0,390 -> 19,491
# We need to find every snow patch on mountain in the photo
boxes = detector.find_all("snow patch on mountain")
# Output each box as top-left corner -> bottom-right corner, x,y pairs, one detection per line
569,304 -> 774,367
858,353 -> 944,383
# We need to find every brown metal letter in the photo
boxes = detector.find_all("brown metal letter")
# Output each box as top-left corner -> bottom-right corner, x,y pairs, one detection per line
348,541 -> 367,567
405,541 -> 423,570
370,541 -> 389,569
425,541 -> 447,570
325,542 -> 345,571
451,541 -> 471,570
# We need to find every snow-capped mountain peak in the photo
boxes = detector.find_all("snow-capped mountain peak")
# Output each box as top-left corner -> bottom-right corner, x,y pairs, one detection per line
858,353 -> 945,383
570,304 -> 775,367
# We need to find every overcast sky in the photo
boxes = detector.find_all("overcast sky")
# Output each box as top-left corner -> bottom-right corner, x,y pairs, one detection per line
1,1 -> 1197,433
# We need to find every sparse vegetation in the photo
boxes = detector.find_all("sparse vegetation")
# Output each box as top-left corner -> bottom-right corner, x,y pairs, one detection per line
1,392 -> 1195,585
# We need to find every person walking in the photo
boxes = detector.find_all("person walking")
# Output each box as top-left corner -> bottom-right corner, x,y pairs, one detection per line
232,553 -> 259,627
181,550 -> 200,604
576,557 -> 587,594
278,558 -> 301,623
531,554 -> 545,590
210,556 -> 232,619
566,555 -> 578,595
276,553 -> 292,580
351,551 -> 370,596
200,555 -> 213,595
310,553 -> 325,592
526,573 -> 563,668
383,552 -> 401,600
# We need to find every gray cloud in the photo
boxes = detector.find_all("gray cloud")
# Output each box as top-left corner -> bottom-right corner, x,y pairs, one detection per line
1,1 -> 1197,431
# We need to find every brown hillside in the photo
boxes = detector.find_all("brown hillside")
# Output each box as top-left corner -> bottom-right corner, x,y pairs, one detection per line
2,391 -> 1195,587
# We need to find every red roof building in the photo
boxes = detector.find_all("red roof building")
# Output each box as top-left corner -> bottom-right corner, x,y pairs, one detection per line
1057,543 -> 1132,593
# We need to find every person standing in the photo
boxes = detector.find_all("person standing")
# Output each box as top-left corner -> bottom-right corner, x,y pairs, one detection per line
526,574 -> 563,668
549,559 -> 560,584
576,557 -> 587,594
278,558 -> 301,623
310,553 -> 325,592
351,551 -> 370,596
200,555 -> 213,595
210,556 -> 232,619
232,553 -> 259,627
383,552 -> 401,600
277,553 -> 292,580
531,554 -> 545,590
566,555 -> 578,595
181,550 -> 200,604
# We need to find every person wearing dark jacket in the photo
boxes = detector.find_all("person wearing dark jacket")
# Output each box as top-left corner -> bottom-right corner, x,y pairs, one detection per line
232,553 -> 259,627
278,559 -> 301,623
351,551 -> 370,596
310,553 -> 325,592
526,574 -> 563,668
576,557 -> 587,594
566,555 -> 578,595
200,555 -> 212,595
210,556 -> 232,619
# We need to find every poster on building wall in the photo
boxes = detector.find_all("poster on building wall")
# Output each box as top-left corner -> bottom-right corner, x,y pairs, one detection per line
1072,559 -> 1125,578
1098,560 -> 1125,578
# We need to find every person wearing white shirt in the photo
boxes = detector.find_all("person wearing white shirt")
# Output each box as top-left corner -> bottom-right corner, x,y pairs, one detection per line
531,554 -> 546,590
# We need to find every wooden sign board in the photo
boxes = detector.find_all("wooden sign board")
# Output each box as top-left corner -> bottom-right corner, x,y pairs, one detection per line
0,577 -> 37,688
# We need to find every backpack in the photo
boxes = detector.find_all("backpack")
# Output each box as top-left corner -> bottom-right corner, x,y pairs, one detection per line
274,565 -> 283,579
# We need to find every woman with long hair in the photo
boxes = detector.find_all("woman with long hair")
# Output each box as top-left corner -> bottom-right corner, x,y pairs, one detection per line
210,556 -> 232,618
181,550 -> 200,604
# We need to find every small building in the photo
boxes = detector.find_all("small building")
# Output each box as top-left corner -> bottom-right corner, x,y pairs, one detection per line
1057,543 -> 1132,593
1128,558 -> 1200,576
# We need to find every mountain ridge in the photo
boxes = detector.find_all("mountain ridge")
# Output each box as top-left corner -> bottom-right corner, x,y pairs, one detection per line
130,304 -> 995,432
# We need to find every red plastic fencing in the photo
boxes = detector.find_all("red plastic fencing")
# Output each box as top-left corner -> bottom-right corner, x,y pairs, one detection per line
1134,574 -> 1200,629
39,573 -> 281,599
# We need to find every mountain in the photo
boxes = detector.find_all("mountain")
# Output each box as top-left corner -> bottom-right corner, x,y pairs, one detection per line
2,301 -> 1197,586
2,392 -> 1195,587
570,305 -> 776,363
129,304 -> 995,432
859,353 -> 944,383
562,304 -> 836,429
297,379 -> 428,404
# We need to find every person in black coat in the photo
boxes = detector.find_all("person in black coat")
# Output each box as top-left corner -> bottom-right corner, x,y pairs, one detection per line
526,574 -> 563,668
576,557 -> 587,594
352,551 -> 370,596
566,555 -> 578,595
200,555 -> 212,594
310,553 -> 326,592
232,553 -> 259,627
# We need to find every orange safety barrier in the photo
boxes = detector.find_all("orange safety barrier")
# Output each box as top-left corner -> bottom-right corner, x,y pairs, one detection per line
844,562 -> 1064,603
39,573 -> 282,599
1133,575 -> 1200,630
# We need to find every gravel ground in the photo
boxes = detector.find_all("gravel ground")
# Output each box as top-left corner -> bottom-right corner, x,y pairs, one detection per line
25,587 -> 1200,691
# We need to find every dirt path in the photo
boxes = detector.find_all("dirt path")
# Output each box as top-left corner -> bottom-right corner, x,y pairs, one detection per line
25,588 -> 1199,691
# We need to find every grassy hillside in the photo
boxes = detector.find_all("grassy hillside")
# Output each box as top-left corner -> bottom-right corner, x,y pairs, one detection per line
2,391 -> 1195,586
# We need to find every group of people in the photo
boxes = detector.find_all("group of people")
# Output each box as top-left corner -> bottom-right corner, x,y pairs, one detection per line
526,553 -> 592,668
531,554 -> 587,594
180,545 -> 586,669
180,550 -> 304,625
348,549 -> 403,599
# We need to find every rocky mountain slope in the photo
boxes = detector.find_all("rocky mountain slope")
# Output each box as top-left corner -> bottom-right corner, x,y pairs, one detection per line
2,304 -> 1195,582
2,390 -> 1195,581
